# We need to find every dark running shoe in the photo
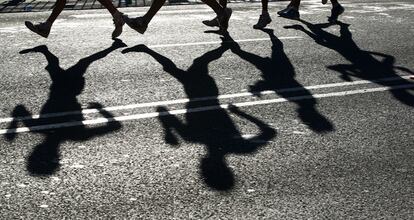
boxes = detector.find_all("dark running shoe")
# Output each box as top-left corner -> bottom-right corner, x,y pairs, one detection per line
278,7 -> 300,20
253,13 -> 272,29
25,21 -> 51,38
329,5 -> 345,22
123,15 -> 147,34
202,17 -> 219,27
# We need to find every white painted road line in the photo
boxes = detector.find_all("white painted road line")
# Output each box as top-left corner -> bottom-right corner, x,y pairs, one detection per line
148,37 -> 302,48
0,76 -> 411,124
1,83 -> 413,135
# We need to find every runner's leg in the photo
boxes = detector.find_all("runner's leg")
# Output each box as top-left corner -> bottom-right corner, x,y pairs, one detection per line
97,0 -> 125,38
123,0 -> 166,34
46,0 -> 66,24
253,0 -> 271,29
24,0 -> 66,38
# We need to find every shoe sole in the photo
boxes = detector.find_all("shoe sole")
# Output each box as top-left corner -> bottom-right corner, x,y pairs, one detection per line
279,13 -> 300,20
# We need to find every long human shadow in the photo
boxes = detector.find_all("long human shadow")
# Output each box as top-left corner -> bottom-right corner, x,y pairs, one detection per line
5,40 -> 125,176
123,44 -> 276,191
284,20 -> 414,106
223,30 -> 334,133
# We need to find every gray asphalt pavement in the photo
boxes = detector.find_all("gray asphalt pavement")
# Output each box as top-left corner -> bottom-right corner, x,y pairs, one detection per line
1,0 -> 413,218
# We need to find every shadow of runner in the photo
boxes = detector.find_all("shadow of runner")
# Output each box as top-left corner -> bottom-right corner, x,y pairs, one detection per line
284,20 -> 414,107
123,43 -> 276,191
223,30 -> 334,133
4,40 -> 125,176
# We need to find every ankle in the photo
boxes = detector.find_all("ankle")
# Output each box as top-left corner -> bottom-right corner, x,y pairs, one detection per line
141,16 -> 150,25
44,21 -> 53,27
289,5 -> 299,11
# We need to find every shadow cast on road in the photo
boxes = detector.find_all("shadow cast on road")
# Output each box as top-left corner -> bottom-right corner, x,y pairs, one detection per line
4,40 -> 125,176
284,20 -> 414,107
123,43 -> 276,191
222,29 -> 335,133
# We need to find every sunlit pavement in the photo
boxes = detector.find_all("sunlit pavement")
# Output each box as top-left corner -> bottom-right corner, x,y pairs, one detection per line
0,0 -> 413,218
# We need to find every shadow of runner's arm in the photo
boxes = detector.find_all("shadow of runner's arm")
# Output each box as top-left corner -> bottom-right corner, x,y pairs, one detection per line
190,44 -> 230,71
394,66 -> 414,75
228,105 -> 276,153
78,102 -> 122,140
225,36 -> 266,70
4,105 -> 33,141
74,39 -> 127,74
327,64 -> 358,81
156,106 -> 189,145
123,44 -> 184,80
20,45 -> 62,81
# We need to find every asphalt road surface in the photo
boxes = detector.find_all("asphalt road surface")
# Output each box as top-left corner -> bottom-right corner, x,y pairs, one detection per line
0,0 -> 413,218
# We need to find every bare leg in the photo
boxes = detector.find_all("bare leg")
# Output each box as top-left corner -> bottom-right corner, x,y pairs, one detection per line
24,0 -> 66,38
201,0 -> 224,15
142,0 -> 167,24
261,0 -> 268,14
97,0 -> 119,15
46,0 -> 66,24
289,0 -> 301,10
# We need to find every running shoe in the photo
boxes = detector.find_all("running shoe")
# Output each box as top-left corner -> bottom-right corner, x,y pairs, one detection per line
277,7 -> 300,20
202,16 -> 219,27
253,12 -> 272,29
24,21 -> 51,38
322,0 -> 328,4
328,5 -> 344,22
217,8 -> 232,31
112,11 -> 125,39
123,15 -> 147,34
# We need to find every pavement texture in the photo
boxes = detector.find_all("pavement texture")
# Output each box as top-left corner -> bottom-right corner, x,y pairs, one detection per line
0,0 -> 413,218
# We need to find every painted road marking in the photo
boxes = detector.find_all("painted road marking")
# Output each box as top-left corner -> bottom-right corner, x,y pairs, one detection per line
0,76 -> 411,124
148,37 -> 301,48
1,83 -> 413,135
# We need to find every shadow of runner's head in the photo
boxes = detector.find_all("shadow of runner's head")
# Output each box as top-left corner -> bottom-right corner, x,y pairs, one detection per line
27,133 -> 61,176
201,155 -> 234,191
